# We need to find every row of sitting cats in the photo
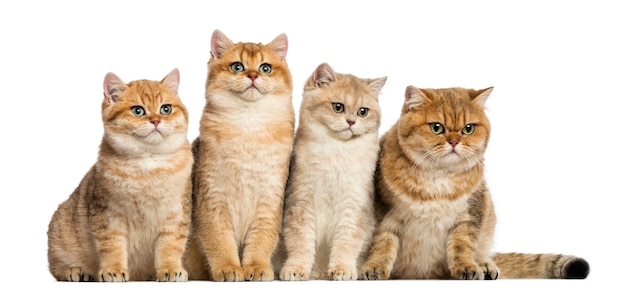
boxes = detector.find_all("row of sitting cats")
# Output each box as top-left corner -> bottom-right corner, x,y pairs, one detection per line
47,29 -> 589,282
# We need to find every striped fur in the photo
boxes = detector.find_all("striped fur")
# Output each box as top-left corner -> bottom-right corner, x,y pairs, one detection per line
183,30 -> 294,281
359,86 -> 589,280
47,69 -> 193,282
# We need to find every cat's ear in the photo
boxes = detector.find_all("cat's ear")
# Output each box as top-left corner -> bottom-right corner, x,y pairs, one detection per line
404,85 -> 430,112
368,77 -> 387,96
161,68 -> 180,95
267,33 -> 288,61
210,29 -> 234,59
470,86 -> 493,107
103,72 -> 127,104
305,62 -> 336,89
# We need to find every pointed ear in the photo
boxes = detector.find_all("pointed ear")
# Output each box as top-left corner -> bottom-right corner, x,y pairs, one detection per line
267,33 -> 288,61
103,72 -> 127,104
471,86 -> 493,107
404,86 -> 429,112
305,63 -> 336,90
161,68 -> 180,95
211,29 -> 234,59
368,77 -> 387,95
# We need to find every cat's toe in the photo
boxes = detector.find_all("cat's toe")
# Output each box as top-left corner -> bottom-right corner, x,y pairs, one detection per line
450,263 -> 483,280
329,265 -> 357,280
359,265 -> 390,280
212,265 -> 244,282
243,264 -> 274,281
98,268 -> 128,282
157,266 -> 188,282
280,265 -> 310,281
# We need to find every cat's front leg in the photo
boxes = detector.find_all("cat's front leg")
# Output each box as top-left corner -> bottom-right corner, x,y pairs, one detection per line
359,229 -> 400,280
154,212 -> 190,282
279,202 -> 316,281
446,220 -> 485,280
240,206 -> 283,281
91,209 -> 129,282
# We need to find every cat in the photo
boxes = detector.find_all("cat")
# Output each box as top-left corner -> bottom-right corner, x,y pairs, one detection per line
359,86 -> 590,280
183,29 -> 295,282
274,63 -> 387,281
47,68 -> 193,282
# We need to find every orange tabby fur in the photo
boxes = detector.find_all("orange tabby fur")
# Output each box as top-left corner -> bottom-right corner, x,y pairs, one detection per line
359,86 -> 589,280
183,29 -> 294,281
47,69 -> 193,282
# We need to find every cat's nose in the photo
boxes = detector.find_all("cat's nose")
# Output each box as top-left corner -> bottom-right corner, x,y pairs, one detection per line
347,119 -> 355,126
449,140 -> 458,148
248,72 -> 258,82
151,119 -> 160,127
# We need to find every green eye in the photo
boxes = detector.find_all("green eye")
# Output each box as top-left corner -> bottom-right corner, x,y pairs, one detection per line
462,124 -> 475,135
357,107 -> 369,117
131,106 -> 145,117
429,123 -> 444,135
259,63 -> 272,74
231,62 -> 244,72
160,104 -> 172,115
332,102 -> 345,113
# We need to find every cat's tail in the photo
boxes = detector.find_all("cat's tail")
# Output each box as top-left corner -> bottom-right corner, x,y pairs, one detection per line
492,252 -> 589,279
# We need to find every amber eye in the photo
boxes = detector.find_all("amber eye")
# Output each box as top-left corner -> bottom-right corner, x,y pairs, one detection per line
230,62 -> 244,72
429,123 -> 444,134
131,106 -> 145,117
160,104 -> 172,115
259,63 -> 272,74
357,107 -> 369,117
462,124 -> 475,135
332,102 -> 345,113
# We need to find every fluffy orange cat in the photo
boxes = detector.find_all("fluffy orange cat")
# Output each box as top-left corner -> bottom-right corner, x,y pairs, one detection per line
183,29 -> 294,281
47,69 -> 193,282
359,86 -> 589,280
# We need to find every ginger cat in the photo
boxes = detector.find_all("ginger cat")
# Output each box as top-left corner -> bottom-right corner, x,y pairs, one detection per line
359,86 -> 589,280
47,69 -> 193,282
275,63 -> 386,280
184,29 -> 294,281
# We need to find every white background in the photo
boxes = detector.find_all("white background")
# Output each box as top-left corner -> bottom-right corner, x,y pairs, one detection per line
1,1 -> 622,290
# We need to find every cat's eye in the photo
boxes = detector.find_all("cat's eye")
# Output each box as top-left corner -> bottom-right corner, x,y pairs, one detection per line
429,123 -> 445,135
131,106 -> 145,117
357,107 -> 369,117
259,63 -> 272,74
332,102 -> 345,113
160,104 -> 172,115
230,62 -> 245,73
462,124 -> 476,135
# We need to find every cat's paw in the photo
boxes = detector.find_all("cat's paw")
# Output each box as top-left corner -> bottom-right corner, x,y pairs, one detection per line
450,262 -> 484,280
359,264 -> 390,280
280,265 -> 310,281
64,267 -> 94,282
328,264 -> 358,280
243,263 -> 274,281
479,260 -> 499,280
156,266 -> 188,282
98,268 -> 128,282
211,265 -> 244,282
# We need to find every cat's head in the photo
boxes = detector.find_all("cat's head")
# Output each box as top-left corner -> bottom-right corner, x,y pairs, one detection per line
397,86 -> 492,171
300,63 -> 387,141
205,29 -> 292,102
101,68 -> 189,154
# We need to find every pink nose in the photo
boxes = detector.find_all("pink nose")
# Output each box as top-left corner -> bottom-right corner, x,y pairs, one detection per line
449,140 -> 458,148
249,73 -> 257,82
347,119 -> 355,126
151,119 -> 160,127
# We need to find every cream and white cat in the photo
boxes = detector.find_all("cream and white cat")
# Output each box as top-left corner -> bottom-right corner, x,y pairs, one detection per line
275,63 -> 387,280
